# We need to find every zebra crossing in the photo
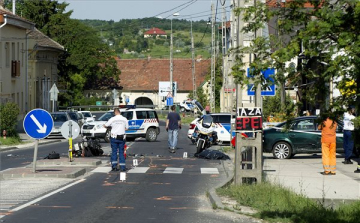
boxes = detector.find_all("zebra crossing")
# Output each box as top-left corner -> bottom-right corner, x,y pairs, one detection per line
91,166 -> 220,174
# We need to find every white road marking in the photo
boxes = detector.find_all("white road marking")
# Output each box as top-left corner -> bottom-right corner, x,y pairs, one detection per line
201,168 -> 219,174
10,179 -> 85,212
91,167 -> 112,173
128,167 -> 149,173
163,167 -> 183,174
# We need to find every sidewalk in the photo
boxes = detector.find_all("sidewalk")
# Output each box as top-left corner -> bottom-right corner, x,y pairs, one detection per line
0,133 -> 65,151
210,149 -> 360,210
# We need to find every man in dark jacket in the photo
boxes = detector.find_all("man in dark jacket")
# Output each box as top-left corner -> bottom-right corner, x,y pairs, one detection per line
166,105 -> 181,153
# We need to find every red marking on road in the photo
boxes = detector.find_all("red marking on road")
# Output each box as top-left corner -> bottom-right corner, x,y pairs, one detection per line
106,206 -> 134,209
155,196 -> 172,201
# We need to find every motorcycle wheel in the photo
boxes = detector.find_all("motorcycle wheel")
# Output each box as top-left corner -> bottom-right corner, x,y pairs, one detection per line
196,140 -> 205,154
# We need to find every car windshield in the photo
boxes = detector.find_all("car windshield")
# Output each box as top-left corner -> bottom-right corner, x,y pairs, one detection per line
68,113 -> 78,120
98,112 -> 114,121
51,114 -> 68,122
82,112 -> 91,117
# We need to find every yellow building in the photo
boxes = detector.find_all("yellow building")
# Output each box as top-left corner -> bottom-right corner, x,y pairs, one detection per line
0,5 -> 63,130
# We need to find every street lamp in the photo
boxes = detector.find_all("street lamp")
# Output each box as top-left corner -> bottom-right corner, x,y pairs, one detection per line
170,12 -> 179,104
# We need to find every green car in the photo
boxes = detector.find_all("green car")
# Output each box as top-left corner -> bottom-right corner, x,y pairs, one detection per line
263,116 -> 344,159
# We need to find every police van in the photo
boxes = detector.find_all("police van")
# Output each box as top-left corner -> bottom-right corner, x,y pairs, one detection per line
188,113 -> 235,144
81,108 -> 160,142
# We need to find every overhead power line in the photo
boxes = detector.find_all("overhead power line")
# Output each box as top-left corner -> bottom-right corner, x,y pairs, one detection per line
152,0 -> 196,18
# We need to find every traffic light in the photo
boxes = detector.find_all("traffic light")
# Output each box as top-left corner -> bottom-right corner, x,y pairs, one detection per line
172,82 -> 176,96
119,97 -> 123,103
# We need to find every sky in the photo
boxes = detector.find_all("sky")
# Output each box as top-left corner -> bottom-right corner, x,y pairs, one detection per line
60,0 -> 230,21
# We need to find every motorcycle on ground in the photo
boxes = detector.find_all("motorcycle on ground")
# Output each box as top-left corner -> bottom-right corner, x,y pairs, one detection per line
194,115 -> 218,154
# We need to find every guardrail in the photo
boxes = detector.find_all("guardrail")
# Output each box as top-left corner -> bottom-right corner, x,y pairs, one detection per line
59,105 -> 156,111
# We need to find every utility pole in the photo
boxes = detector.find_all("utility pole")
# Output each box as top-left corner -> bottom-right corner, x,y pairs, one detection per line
221,4 -> 228,112
210,3 -> 216,112
191,20 -> 196,100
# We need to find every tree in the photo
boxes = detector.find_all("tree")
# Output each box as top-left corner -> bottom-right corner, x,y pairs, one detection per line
0,103 -> 20,138
232,0 -> 360,123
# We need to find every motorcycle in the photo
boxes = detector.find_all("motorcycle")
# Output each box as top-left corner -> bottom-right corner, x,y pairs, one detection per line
194,115 -> 218,154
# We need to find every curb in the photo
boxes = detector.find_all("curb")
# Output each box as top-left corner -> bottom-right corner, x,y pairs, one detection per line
207,154 -> 234,210
0,139 -> 63,152
0,167 -> 87,179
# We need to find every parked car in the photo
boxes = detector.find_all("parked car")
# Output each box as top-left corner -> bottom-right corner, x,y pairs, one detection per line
188,113 -> 235,144
263,116 -> 344,159
68,111 -> 85,128
78,111 -> 95,122
81,108 -> 160,142
49,112 -> 71,137
180,100 -> 195,112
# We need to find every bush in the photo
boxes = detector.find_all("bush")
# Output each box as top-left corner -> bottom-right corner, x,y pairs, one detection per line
0,102 -> 20,138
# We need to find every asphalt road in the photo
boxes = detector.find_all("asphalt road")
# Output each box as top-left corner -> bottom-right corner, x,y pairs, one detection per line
1,122 -> 259,223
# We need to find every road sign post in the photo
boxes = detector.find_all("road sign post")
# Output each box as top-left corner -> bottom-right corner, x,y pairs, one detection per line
61,120 -> 80,162
23,109 -> 54,173
49,83 -> 59,112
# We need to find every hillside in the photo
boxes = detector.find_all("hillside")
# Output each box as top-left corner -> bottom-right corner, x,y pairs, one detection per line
79,18 -> 218,59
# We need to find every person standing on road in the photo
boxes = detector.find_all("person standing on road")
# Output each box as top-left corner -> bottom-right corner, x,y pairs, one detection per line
318,117 -> 338,175
166,105 -> 181,153
343,106 -> 355,164
104,108 -> 129,171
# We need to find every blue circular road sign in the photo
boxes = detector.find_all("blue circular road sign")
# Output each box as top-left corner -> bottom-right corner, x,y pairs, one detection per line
23,109 -> 54,139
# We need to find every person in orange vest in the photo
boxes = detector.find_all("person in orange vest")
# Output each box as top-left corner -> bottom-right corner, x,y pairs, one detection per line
318,117 -> 338,175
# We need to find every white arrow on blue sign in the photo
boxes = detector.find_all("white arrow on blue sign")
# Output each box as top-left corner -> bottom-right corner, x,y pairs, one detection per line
247,68 -> 276,96
23,109 -> 54,139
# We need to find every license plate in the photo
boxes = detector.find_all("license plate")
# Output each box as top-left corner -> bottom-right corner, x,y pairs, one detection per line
82,130 -> 90,133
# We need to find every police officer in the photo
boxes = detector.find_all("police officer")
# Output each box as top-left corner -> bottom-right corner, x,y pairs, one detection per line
104,108 -> 129,171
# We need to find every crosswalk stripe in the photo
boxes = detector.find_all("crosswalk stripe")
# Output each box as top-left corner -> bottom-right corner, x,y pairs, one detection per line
91,167 -> 112,173
163,167 -> 183,174
127,167 -> 149,173
94,166 -> 219,174
200,168 -> 219,174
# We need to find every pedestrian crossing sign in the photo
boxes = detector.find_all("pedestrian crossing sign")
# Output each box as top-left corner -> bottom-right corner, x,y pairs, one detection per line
247,68 -> 276,96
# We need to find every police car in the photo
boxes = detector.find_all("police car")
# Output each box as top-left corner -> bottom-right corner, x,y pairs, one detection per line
81,108 -> 160,142
188,113 -> 235,144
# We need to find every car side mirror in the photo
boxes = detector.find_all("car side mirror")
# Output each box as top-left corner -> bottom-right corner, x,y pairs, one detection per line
93,115 -> 96,118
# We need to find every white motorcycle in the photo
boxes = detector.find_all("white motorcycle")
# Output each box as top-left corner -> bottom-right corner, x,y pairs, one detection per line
194,115 -> 218,154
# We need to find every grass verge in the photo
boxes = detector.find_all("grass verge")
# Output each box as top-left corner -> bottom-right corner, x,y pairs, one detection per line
158,113 -> 195,125
217,182 -> 360,223
0,137 -> 22,146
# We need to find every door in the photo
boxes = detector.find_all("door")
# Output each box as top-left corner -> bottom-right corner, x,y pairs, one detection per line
289,119 -> 319,152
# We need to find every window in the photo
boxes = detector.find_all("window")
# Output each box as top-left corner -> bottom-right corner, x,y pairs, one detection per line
217,115 -> 231,124
99,112 -> 114,121
0,42 -> 2,67
5,42 -> 10,67
12,42 -> 15,60
136,111 -> 147,119
121,111 -> 133,120
147,111 -> 157,119
292,119 -> 315,131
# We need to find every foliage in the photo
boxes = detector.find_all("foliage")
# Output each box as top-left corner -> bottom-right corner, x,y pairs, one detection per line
232,0 -> 360,122
188,86 -> 209,111
4,0 -> 120,107
0,137 -> 23,146
263,90 -> 296,122
0,102 -> 20,138
217,182 -> 360,223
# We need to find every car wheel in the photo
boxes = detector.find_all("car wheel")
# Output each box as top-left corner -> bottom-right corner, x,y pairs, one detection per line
180,107 -> 185,112
105,129 -> 110,143
272,142 -> 292,159
146,128 -> 157,142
